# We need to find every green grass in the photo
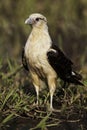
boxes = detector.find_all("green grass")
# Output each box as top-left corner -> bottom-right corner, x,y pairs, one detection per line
0,58 -> 87,130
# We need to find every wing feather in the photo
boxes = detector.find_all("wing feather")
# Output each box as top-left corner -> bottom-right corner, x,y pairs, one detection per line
47,44 -> 84,86
22,47 -> 29,71
47,44 -> 73,79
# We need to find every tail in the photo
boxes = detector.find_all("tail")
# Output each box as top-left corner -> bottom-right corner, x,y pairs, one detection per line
67,71 -> 84,86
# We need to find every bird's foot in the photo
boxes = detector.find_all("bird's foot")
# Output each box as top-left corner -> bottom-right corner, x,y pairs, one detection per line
52,108 -> 61,112
48,106 -> 61,112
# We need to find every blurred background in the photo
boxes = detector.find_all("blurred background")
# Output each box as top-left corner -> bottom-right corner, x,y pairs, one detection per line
0,0 -> 87,71
0,1 -> 87,129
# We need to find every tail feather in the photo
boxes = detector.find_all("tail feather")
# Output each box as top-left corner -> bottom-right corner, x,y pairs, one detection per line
72,71 -> 82,80
71,77 -> 84,86
67,71 -> 84,86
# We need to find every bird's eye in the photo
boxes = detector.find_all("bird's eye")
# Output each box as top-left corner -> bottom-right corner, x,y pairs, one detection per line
36,18 -> 39,21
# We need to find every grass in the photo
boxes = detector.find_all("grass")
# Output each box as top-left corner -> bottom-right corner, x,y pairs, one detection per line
0,58 -> 87,130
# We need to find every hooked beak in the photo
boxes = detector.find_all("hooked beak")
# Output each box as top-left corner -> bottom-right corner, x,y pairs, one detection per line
25,18 -> 34,25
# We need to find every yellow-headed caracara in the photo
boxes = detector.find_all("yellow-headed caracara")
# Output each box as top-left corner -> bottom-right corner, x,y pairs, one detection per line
22,13 -> 84,110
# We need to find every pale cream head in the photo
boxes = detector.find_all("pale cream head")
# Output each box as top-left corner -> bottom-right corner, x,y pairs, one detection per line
25,13 -> 47,28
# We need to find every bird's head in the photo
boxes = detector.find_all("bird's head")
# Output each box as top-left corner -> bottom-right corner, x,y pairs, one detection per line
25,13 -> 47,29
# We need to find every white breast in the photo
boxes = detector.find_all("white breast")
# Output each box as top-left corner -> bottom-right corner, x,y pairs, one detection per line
25,28 -> 57,79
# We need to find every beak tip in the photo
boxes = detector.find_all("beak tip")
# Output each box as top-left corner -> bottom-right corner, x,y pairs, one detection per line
25,19 -> 28,24
25,18 -> 33,25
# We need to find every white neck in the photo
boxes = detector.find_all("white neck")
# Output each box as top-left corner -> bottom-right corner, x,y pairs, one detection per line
25,23 -> 52,58
29,24 -> 52,44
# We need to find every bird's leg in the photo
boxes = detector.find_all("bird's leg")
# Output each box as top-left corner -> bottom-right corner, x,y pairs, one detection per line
31,73 -> 40,106
50,90 -> 54,109
34,84 -> 39,105
48,77 -> 56,110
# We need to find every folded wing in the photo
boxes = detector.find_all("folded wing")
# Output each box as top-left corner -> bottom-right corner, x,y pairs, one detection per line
22,47 -> 29,71
47,44 -> 84,86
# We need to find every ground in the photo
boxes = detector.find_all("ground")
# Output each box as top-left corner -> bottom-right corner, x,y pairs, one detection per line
0,59 -> 87,130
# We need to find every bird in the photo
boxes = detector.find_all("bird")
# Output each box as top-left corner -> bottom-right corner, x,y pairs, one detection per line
22,13 -> 84,110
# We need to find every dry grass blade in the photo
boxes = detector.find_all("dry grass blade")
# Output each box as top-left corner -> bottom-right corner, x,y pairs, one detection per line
30,112 -> 52,130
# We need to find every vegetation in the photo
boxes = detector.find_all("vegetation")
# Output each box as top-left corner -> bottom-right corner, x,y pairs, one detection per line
0,0 -> 87,130
0,58 -> 87,130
